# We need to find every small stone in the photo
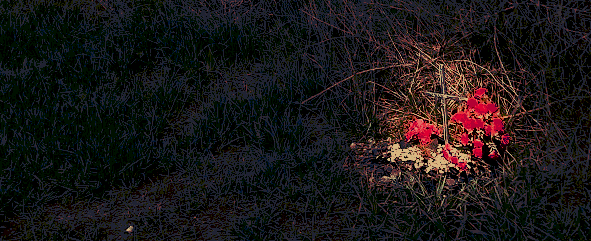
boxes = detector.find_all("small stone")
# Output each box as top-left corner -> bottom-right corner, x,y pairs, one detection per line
399,140 -> 412,149
448,167 -> 459,176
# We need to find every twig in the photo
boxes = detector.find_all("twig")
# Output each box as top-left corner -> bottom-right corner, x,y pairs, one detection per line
424,91 -> 468,102
299,63 -> 413,105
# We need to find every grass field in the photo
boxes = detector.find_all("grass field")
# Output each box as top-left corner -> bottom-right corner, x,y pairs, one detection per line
0,0 -> 590,240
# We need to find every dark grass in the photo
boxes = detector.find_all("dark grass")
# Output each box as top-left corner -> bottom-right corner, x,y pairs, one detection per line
0,0 -> 590,240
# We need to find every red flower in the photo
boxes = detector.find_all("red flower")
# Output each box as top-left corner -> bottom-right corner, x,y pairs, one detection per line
475,103 -> 488,115
486,103 -> 498,113
445,143 -> 452,152
474,88 -> 487,98
473,118 -> 485,130
435,87 -> 509,163
451,111 -> 468,124
501,133 -> 511,146
467,98 -> 478,109
489,151 -> 499,160
473,139 -> 484,148
484,118 -> 504,136
406,119 -> 440,146
473,147 -> 483,158
429,123 -> 441,136
419,129 -> 432,145
485,125 -> 493,136
457,162 -> 467,170
493,118 -> 504,133
460,132 -> 470,146
463,118 -> 474,132
443,150 -> 450,159
411,120 -> 421,130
